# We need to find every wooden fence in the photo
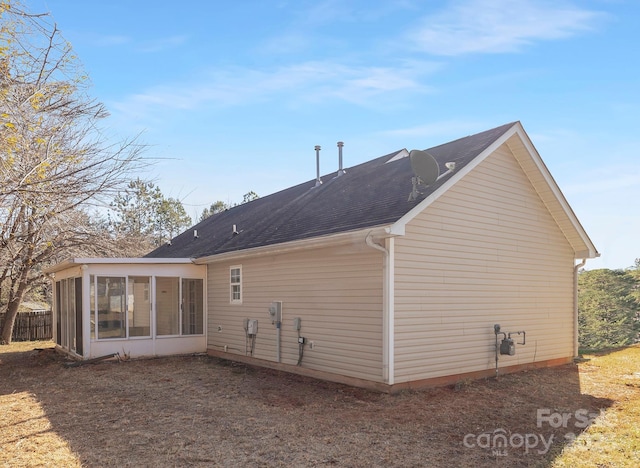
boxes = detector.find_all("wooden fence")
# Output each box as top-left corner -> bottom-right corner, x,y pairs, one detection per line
0,310 -> 53,342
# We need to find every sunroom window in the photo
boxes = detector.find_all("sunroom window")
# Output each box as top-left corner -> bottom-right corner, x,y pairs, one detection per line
156,277 -> 180,336
182,278 -> 204,335
128,276 -> 151,337
89,275 -> 203,339
96,277 -> 126,339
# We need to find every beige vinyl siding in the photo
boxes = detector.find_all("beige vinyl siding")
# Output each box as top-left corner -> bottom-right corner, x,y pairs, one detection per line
394,144 -> 575,383
208,244 -> 384,382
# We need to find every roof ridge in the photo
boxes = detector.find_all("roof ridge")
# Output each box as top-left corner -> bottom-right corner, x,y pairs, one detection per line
145,122 -> 522,259
424,121 -> 518,153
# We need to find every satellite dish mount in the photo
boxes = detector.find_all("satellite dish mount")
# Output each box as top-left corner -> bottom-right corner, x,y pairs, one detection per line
408,150 -> 439,201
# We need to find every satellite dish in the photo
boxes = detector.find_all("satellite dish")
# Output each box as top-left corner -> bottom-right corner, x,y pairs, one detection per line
409,150 -> 439,186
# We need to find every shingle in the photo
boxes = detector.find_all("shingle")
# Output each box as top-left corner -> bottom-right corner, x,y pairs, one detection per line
146,122 -> 517,259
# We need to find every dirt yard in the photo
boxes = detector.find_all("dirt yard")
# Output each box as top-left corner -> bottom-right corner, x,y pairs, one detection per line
1,341 -> 638,467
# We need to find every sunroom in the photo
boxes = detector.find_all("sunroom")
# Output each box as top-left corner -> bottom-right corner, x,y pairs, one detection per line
45,258 -> 206,360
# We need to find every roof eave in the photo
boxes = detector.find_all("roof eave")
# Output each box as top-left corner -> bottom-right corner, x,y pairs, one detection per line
44,257 -> 196,274
193,225 -> 396,264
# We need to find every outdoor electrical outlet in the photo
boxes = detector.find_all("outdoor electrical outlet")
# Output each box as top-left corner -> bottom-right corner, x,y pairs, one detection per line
309,341 -> 315,350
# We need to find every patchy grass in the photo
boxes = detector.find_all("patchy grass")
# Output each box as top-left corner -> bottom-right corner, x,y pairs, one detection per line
552,346 -> 640,468
1,341 -> 638,467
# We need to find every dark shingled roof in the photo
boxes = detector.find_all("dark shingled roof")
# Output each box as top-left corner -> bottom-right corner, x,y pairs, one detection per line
146,122 -> 517,259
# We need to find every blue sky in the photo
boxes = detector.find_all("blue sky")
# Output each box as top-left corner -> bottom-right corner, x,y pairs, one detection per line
30,0 -> 639,269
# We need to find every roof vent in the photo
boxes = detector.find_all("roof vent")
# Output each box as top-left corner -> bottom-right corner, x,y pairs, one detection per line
193,229 -> 199,239
232,224 -> 239,236
314,145 -> 322,187
337,141 -> 346,176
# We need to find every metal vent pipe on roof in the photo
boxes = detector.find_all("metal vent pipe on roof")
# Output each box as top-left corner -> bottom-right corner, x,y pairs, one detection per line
315,145 -> 322,187
337,141 -> 346,176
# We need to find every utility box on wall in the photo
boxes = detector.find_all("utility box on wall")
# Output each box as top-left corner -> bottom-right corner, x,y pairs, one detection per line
268,301 -> 282,323
245,319 -> 258,336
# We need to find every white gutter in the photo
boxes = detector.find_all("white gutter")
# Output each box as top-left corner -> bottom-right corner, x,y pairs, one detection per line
195,226 -> 392,265
366,232 -> 395,385
574,258 -> 587,358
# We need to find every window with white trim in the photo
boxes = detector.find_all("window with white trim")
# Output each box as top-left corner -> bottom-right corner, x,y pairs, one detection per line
230,266 -> 242,304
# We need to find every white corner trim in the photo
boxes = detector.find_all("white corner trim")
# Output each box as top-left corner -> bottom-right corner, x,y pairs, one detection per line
387,237 -> 395,385
364,232 -> 395,385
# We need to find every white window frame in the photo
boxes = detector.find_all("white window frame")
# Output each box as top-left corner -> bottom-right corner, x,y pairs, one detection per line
230,265 -> 242,304
181,278 -> 204,335
88,274 -> 205,341
94,275 -> 127,340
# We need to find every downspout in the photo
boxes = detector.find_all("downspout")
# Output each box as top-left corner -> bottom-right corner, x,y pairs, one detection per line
366,232 -> 394,385
574,258 -> 587,358
276,321 -> 281,363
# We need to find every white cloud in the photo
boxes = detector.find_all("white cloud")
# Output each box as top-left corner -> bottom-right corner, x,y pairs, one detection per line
258,32 -> 314,55
381,120 -> 487,139
83,33 -> 187,52
136,35 -> 189,53
562,167 -> 640,196
109,59 -> 440,121
93,34 -> 131,47
259,1 -> 419,55
409,0 -> 604,56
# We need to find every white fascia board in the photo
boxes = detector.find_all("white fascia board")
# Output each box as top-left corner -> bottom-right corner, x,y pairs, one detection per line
576,249 -> 601,260
508,123 -> 599,259
390,123 -> 521,234
194,225 -> 395,264
389,122 -> 599,259
44,257 -> 195,273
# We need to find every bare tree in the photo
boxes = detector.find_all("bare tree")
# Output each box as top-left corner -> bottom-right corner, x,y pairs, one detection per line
0,1 -> 146,343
